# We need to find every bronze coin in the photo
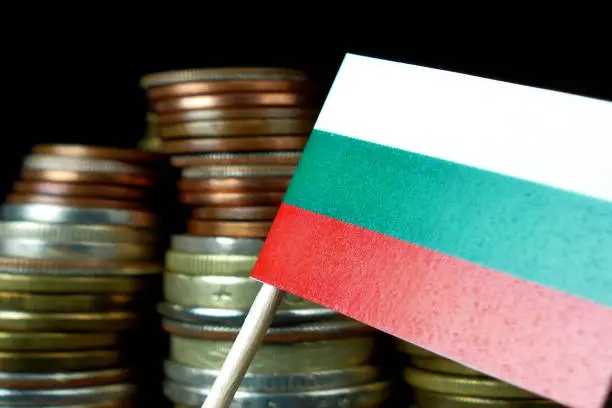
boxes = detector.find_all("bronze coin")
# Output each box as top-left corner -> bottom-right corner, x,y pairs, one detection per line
171,151 -> 302,167
152,92 -> 310,113
191,206 -> 279,221
6,194 -> 147,210
32,145 -> 161,163
180,191 -> 284,206
157,108 -> 317,125
163,136 -> 308,154
147,80 -> 308,100
178,177 -> 290,192
13,182 -> 149,200
187,221 -> 272,238
21,170 -> 155,187
159,118 -> 314,139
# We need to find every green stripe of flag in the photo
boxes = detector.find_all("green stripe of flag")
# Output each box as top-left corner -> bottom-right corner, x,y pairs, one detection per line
285,130 -> 612,307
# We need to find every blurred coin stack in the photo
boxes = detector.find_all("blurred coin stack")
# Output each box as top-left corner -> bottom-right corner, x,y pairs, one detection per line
140,69 -> 390,406
395,340 -> 562,407
0,144 -> 164,407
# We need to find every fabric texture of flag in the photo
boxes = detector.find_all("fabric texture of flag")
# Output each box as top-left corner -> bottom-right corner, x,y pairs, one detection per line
251,54 -> 612,408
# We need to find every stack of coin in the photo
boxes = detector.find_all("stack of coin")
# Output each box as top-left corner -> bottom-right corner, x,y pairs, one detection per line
395,340 -> 562,407
158,235 -> 390,407
0,144 -> 164,407
140,67 -> 318,234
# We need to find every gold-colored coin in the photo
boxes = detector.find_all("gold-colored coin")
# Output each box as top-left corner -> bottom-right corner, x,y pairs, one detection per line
0,310 -> 135,332
0,349 -> 120,372
404,367 -> 537,398
396,340 -> 439,357
165,252 -> 258,276
414,389 -> 558,407
0,273 -> 147,293
0,292 -> 135,312
410,356 -> 485,377
0,331 -> 120,350
170,335 -> 374,374
163,273 -> 318,309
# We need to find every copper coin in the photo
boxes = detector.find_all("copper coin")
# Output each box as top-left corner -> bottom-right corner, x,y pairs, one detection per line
140,68 -> 307,89
159,118 -> 314,139
6,194 -> 146,210
187,221 -> 272,238
152,92 -> 310,113
191,206 -> 279,221
178,177 -> 290,192
163,136 -> 308,154
32,145 -> 161,163
13,182 -> 149,200
157,108 -> 318,125
147,80 -> 308,100
21,170 -> 155,187
171,152 -> 302,167
180,191 -> 284,206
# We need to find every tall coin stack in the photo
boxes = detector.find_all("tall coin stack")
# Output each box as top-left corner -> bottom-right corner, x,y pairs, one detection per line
0,144 -> 164,407
141,68 -> 390,406
395,340 -> 562,407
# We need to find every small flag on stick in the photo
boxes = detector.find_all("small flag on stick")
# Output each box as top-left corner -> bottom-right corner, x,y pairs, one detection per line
251,54 -> 612,408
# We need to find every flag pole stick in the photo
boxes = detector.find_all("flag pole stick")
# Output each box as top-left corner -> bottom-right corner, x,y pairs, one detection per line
200,283 -> 285,408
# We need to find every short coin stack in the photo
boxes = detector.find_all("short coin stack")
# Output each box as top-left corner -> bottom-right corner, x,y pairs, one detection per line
159,236 -> 390,407
395,340 -> 562,407
0,144 -> 164,407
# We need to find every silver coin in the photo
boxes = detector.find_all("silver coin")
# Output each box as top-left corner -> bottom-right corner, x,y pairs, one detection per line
164,360 -> 379,391
0,238 -> 153,261
0,261 -> 160,277
1,204 -> 156,228
172,151 -> 302,163
0,368 -> 129,389
170,236 -> 264,255
162,317 -> 371,340
157,302 -> 338,326
164,380 -> 389,407
23,155 -> 148,175
181,165 -> 295,179
0,383 -> 134,405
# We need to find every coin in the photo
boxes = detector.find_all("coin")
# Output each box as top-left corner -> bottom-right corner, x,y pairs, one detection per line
153,92 -> 311,113
0,258 -> 161,277
140,68 -> 307,88
413,389 -> 558,407
171,151 -> 302,167
163,136 -> 308,154
163,274 -> 318,310
165,252 -> 258,276
147,80 -> 308,100
170,236 -> 264,255
409,356 -> 486,376
159,118 -> 314,138
169,336 -> 375,373
181,192 -> 284,206
396,340 -> 440,357
13,181 -> 150,200
0,292 -> 135,312
156,303 -> 336,326
178,177 -> 290,192
0,273 -> 147,293
0,222 -> 156,244
191,206 -> 278,221
163,318 -> 372,342
32,145 -> 160,163
7,194 -> 147,210
21,170 -> 155,186
164,360 -> 379,391
0,349 -> 120,372
0,332 -> 120,350
164,380 -> 389,407
23,155 -> 150,175
0,368 -> 129,389
403,367 -> 537,398
0,310 -> 135,331
182,165 -> 295,179
187,221 -> 272,237
0,383 -> 135,405
158,108 -> 317,125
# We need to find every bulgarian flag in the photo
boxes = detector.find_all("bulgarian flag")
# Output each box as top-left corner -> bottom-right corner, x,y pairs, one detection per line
251,54 -> 612,408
